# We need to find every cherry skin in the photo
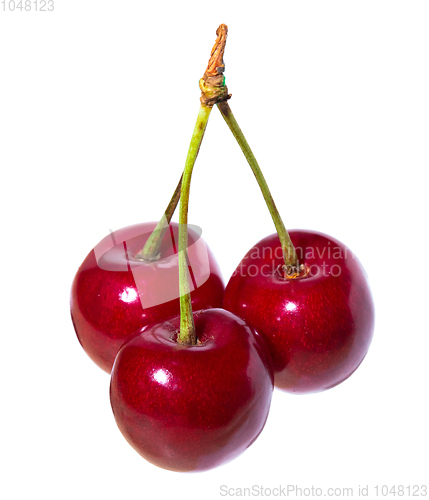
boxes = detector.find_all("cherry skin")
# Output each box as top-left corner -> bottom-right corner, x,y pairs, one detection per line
71,222 -> 224,373
110,308 -> 274,472
223,230 -> 374,394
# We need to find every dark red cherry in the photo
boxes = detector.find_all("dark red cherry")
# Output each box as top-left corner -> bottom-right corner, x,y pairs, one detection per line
223,230 -> 374,394
71,222 -> 224,372
110,308 -> 274,472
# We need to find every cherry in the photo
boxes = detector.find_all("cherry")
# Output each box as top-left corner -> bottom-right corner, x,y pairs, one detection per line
213,74 -> 374,394
110,308 -> 273,472
71,221 -> 224,373
223,230 -> 374,393
110,27 -> 273,472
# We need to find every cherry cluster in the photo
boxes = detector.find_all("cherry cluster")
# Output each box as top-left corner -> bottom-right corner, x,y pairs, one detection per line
70,25 -> 374,473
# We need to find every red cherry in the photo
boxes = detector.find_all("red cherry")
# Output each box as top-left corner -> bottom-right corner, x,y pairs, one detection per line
71,222 -> 224,373
223,230 -> 374,394
110,308 -> 273,472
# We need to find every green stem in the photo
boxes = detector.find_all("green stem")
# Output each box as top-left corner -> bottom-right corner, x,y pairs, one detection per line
217,100 -> 300,272
178,104 -> 212,344
135,174 -> 182,261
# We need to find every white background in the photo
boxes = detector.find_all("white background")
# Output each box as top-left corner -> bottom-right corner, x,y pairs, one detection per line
1,1 -> 428,499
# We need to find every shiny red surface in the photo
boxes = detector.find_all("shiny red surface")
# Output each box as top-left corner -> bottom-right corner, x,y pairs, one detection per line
223,230 -> 374,394
110,309 -> 273,472
71,222 -> 224,373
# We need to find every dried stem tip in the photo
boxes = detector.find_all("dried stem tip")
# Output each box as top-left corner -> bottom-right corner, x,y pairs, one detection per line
200,24 -> 231,106
205,24 -> 228,78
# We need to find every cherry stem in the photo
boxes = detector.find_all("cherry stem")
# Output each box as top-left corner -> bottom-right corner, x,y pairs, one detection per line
217,101 -> 300,273
178,24 -> 229,345
135,174 -> 182,261
177,105 -> 212,344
